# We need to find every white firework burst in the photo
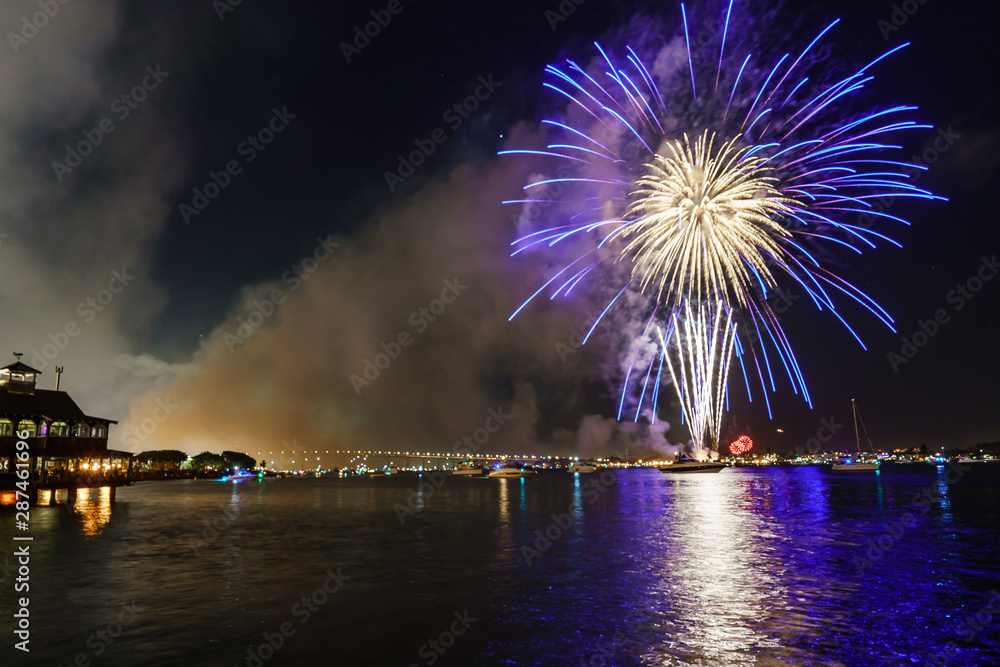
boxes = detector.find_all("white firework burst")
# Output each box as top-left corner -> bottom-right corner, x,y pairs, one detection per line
613,131 -> 793,309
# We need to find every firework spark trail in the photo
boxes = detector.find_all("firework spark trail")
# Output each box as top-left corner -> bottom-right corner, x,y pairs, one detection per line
658,300 -> 736,452
502,4 -> 944,452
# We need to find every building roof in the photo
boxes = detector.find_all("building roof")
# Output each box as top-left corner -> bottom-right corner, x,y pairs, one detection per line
0,361 -> 43,375
41,442 -> 132,458
0,387 -> 116,424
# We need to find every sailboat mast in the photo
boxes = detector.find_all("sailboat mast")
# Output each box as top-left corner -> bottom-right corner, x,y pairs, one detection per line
852,398 -> 861,455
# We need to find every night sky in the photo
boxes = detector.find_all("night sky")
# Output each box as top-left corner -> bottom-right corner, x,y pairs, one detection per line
3,0 -> 997,456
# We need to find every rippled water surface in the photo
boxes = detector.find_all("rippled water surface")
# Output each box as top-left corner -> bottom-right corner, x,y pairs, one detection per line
2,465 -> 999,666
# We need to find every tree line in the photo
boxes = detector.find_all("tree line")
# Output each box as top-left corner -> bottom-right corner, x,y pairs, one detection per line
135,450 -> 257,472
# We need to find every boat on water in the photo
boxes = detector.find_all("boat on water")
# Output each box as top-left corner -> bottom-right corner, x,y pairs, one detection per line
832,460 -> 880,471
567,461 -> 599,473
488,463 -> 537,478
370,466 -> 402,477
452,462 -> 486,476
221,469 -> 258,481
831,399 -> 880,472
658,457 -> 726,473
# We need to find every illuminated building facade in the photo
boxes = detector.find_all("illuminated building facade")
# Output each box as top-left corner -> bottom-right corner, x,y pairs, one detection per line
0,358 -> 132,495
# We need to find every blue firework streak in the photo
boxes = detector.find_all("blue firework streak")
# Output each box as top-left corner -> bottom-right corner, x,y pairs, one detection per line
501,2 -> 944,442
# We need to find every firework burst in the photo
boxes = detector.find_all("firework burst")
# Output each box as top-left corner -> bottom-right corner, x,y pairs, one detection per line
729,435 -> 753,455
502,2 -> 943,450
614,131 -> 792,309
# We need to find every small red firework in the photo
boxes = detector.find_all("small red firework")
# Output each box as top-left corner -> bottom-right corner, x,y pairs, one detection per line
729,435 -> 754,455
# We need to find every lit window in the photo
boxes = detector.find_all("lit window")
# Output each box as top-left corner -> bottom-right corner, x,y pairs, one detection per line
0,420 -> 11,437
17,420 -> 36,437
72,423 -> 89,437
50,422 -> 69,436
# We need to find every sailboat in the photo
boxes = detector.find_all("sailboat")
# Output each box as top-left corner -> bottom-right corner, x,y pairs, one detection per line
831,399 -> 880,471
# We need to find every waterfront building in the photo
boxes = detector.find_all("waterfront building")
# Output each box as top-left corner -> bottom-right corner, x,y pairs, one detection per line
0,357 -> 132,498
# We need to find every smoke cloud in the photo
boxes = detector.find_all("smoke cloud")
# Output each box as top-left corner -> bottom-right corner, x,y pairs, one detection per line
0,0 -> 195,423
118,135 -> 672,460
4,4 -> 697,462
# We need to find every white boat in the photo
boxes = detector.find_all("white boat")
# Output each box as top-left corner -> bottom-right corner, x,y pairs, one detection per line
658,457 -> 726,473
452,462 -> 486,476
567,461 -> 598,473
488,464 -> 536,478
831,399 -> 880,472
